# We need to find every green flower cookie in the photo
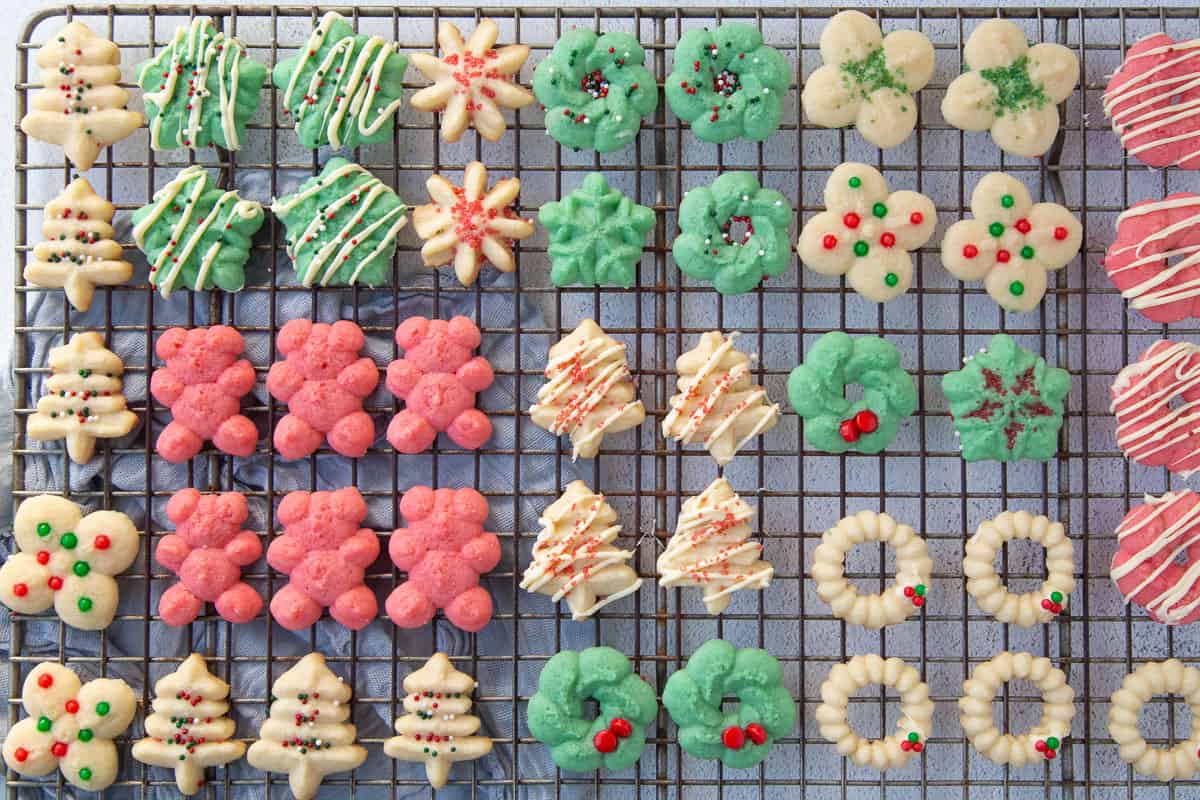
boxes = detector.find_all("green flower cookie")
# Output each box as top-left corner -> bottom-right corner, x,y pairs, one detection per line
540,173 -> 655,288
673,172 -> 793,294
787,331 -> 917,454
132,165 -> 264,298
666,23 -> 789,144
272,158 -> 408,287
662,640 -> 796,769
942,333 -> 1069,462
533,29 -> 658,153
527,646 -> 658,773
272,11 -> 407,150
137,16 -> 268,152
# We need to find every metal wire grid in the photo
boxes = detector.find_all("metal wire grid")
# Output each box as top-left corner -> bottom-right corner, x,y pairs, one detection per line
7,3 -> 1200,799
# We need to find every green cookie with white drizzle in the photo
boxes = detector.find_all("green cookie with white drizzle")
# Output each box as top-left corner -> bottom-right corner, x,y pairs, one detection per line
132,165 -> 264,298
272,157 -> 408,288
137,16 -> 268,152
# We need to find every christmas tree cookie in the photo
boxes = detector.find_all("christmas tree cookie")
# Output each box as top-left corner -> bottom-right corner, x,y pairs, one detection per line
20,22 -> 142,170
132,654 -> 246,795
27,332 -> 139,463
383,653 -> 493,788
246,653 -> 367,800
138,16 -> 268,152
272,157 -> 408,288
132,165 -> 265,298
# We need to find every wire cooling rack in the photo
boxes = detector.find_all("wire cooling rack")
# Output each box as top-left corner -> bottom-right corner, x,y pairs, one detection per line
9,4 -> 1200,799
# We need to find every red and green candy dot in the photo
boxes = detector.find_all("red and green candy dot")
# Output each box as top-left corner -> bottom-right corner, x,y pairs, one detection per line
593,716 -> 635,753
838,409 -> 879,442
902,583 -> 927,608
899,730 -> 923,753
1041,590 -> 1066,615
721,722 -> 768,750
1034,735 -> 1062,759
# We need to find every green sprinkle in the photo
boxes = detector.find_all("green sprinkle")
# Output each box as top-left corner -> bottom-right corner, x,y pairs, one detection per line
914,584 -> 926,596
37,716 -> 52,732
907,732 -> 919,743
848,176 -> 862,189
60,532 -> 78,549
1050,591 -> 1063,603
1009,281 -> 1025,297
979,56 -> 1048,116
1021,245 -> 1035,259
872,202 -> 888,218
73,561 -> 90,577
989,222 -> 1004,237
78,728 -> 93,742
839,47 -> 908,95
95,701 -> 110,717
37,522 -> 51,537
1001,194 -> 1015,208
78,767 -> 92,781
78,597 -> 93,613
853,241 -> 869,257
884,272 -> 899,287
1046,736 -> 1060,750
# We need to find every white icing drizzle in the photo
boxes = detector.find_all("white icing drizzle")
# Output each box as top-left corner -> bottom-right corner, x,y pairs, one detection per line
1107,196 -> 1200,312
1112,491 -> 1200,625
1110,340 -> 1200,477
1103,36 -> 1200,167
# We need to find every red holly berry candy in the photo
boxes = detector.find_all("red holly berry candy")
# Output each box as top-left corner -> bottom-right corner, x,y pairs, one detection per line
13,582 -> 28,597
838,419 -> 860,442
900,740 -> 912,751
51,742 -> 68,758
963,244 -> 978,258
609,717 -> 633,738
843,212 -> 860,229
880,232 -> 896,248
722,725 -> 746,750
47,576 -> 63,591
1035,740 -> 1047,752
13,747 -> 28,762
38,672 -> 54,689
36,551 -> 50,565
903,586 -> 915,597
912,596 -> 925,608
854,410 -> 878,433
822,234 -> 838,250
1054,226 -> 1068,241
1015,219 -> 1031,234
65,699 -> 79,714
1041,599 -> 1053,610
593,729 -> 618,753
94,534 -> 110,550
1045,748 -> 1057,759
1051,603 -> 1062,614
912,742 -> 923,753
746,723 -> 768,745
996,249 -> 1011,263
909,211 -> 923,225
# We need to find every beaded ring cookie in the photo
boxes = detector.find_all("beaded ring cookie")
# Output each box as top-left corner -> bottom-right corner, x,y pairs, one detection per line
665,23 -> 789,144
1111,340 -> 1200,477
662,639 -> 796,769
942,19 -> 1079,158
959,652 -> 1075,766
1104,194 -> 1200,324
534,29 -> 658,152
787,331 -> 917,454
963,511 -> 1074,627
527,646 -> 658,772
801,11 -> 935,149
1109,659 -> 1200,781
796,162 -> 937,302
812,511 -> 933,629
816,654 -> 933,770
1111,491 -> 1200,626
1103,34 -> 1200,170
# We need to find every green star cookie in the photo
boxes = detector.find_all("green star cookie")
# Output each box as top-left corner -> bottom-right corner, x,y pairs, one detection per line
540,173 -> 655,288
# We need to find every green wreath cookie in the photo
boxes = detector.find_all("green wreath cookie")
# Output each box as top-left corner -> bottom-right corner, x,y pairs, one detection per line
527,646 -> 658,772
533,30 -> 658,153
661,640 -> 796,769
665,23 -> 789,144
673,172 -> 793,294
787,331 -> 917,454
540,173 -> 655,287
942,333 -> 1069,462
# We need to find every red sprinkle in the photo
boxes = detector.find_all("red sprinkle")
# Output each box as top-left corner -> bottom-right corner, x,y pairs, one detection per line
48,576 -> 63,591
822,234 -> 837,250
51,742 -> 68,758
1015,218 -> 1032,234
65,699 -> 79,714
839,419 -> 860,443
1054,226 -> 1069,241
854,410 -> 878,433
745,723 -> 768,746
12,747 -> 28,763
722,725 -> 745,750
843,212 -> 860,229
880,232 -> 896,248
963,244 -> 978,258
13,582 -> 28,597
94,535 -> 110,550
909,211 -> 923,225
996,249 -> 1011,263
38,673 -> 54,689
593,729 -> 618,753
609,718 -> 633,738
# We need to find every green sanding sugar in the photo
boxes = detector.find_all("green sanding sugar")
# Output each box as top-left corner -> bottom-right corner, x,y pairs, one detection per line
979,56 -> 1047,116
840,47 -> 908,98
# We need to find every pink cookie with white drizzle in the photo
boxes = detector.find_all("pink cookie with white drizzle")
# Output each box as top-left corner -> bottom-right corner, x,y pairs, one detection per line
1103,34 -> 1200,170
1112,490 -> 1200,625
1111,340 -> 1200,477
1105,194 -> 1200,323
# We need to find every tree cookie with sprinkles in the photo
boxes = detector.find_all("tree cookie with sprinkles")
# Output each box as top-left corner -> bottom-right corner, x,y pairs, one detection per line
273,11 -> 407,150
272,157 -> 407,288
1104,194 -> 1200,323
1110,340 -> 1200,477
534,28 -> 657,152
1103,34 -> 1200,170
1112,491 -> 1200,626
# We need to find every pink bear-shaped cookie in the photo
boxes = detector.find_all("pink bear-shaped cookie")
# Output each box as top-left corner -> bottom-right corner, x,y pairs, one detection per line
150,326 -> 258,462
266,319 -> 379,459
386,316 -> 494,454
268,487 -> 380,630
155,489 -> 264,625
385,486 -> 501,633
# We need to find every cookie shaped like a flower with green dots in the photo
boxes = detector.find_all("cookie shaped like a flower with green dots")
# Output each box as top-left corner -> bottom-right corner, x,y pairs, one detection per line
942,333 -> 1070,462
941,173 -> 1081,313
666,23 -> 789,144
797,162 -> 936,303
533,29 -> 658,153
942,19 -> 1078,158
673,172 -> 793,294
540,172 -> 655,287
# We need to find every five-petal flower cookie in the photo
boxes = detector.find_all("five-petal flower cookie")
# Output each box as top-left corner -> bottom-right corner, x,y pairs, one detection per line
941,19 -> 1079,158
801,11 -> 935,149
941,172 -> 1082,312
410,19 -> 534,143
797,163 -> 936,302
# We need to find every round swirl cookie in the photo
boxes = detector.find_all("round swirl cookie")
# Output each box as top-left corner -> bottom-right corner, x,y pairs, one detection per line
1109,659 -> 1200,780
1103,34 -> 1200,170
1110,340 -> 1200,477
1111,491 -> 1200,626
1105,194 -> 1200,323
960,652 -> 1074,766
963,511 -> 1074,627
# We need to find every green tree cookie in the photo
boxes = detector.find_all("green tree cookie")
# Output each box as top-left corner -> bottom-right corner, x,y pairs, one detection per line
673,172 -> 793,295
666,23 -> 789,144
661,640 -> 796,769
527,646 -> 658,773
942,333 -> 1069,462
132,165 -> 264,298
540,173 -> 655,288
271,157 -> 408,288
787,331 -> 917,454
138,16 -> 268,152
533,29 -> 658,153
272,11 -> 407,150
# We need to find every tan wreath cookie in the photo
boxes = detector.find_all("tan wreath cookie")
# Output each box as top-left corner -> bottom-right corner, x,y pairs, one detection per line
959,652 -> 1074,766
963,510 -> 1074,627
1109,659 -> 1200,781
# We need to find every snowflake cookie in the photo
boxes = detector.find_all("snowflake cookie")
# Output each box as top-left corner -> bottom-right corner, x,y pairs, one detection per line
27,332 -> 139,464
539,172 -> 654,288
801,11 -> 935,149
20,22 -> 143,170
665,23 -> 789,144
137,16 -> 268,151
797,163 -> 936,302
942,19 -> 1078,158
132,654 -> 246,795
533,29 -> 658,153
941,172 -> 1081,312
673,172 -> 794,295
273,11 -> 407,150
410,19 -> 534,143
942,333 -> 1070,462
0,495 -> 138,630
413,161 -> 533,287
1,662 -> 137,791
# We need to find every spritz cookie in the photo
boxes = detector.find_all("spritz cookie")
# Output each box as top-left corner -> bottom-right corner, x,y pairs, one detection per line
1109,659 -> 1200,781
1111,490 -> 1200,626
1110,340 -> 1200,478
959,652 -> 1074,766
1104,194 -> 1200,324
963,510 -> 1074,627
1103,34 -> 1200,170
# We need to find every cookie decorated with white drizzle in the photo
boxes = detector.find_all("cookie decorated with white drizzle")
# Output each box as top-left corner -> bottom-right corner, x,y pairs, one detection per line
132,165 -> 264,298
137,16 -> 268,152
1104,34 -> 1200,170
1104,194 -> 1200,323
